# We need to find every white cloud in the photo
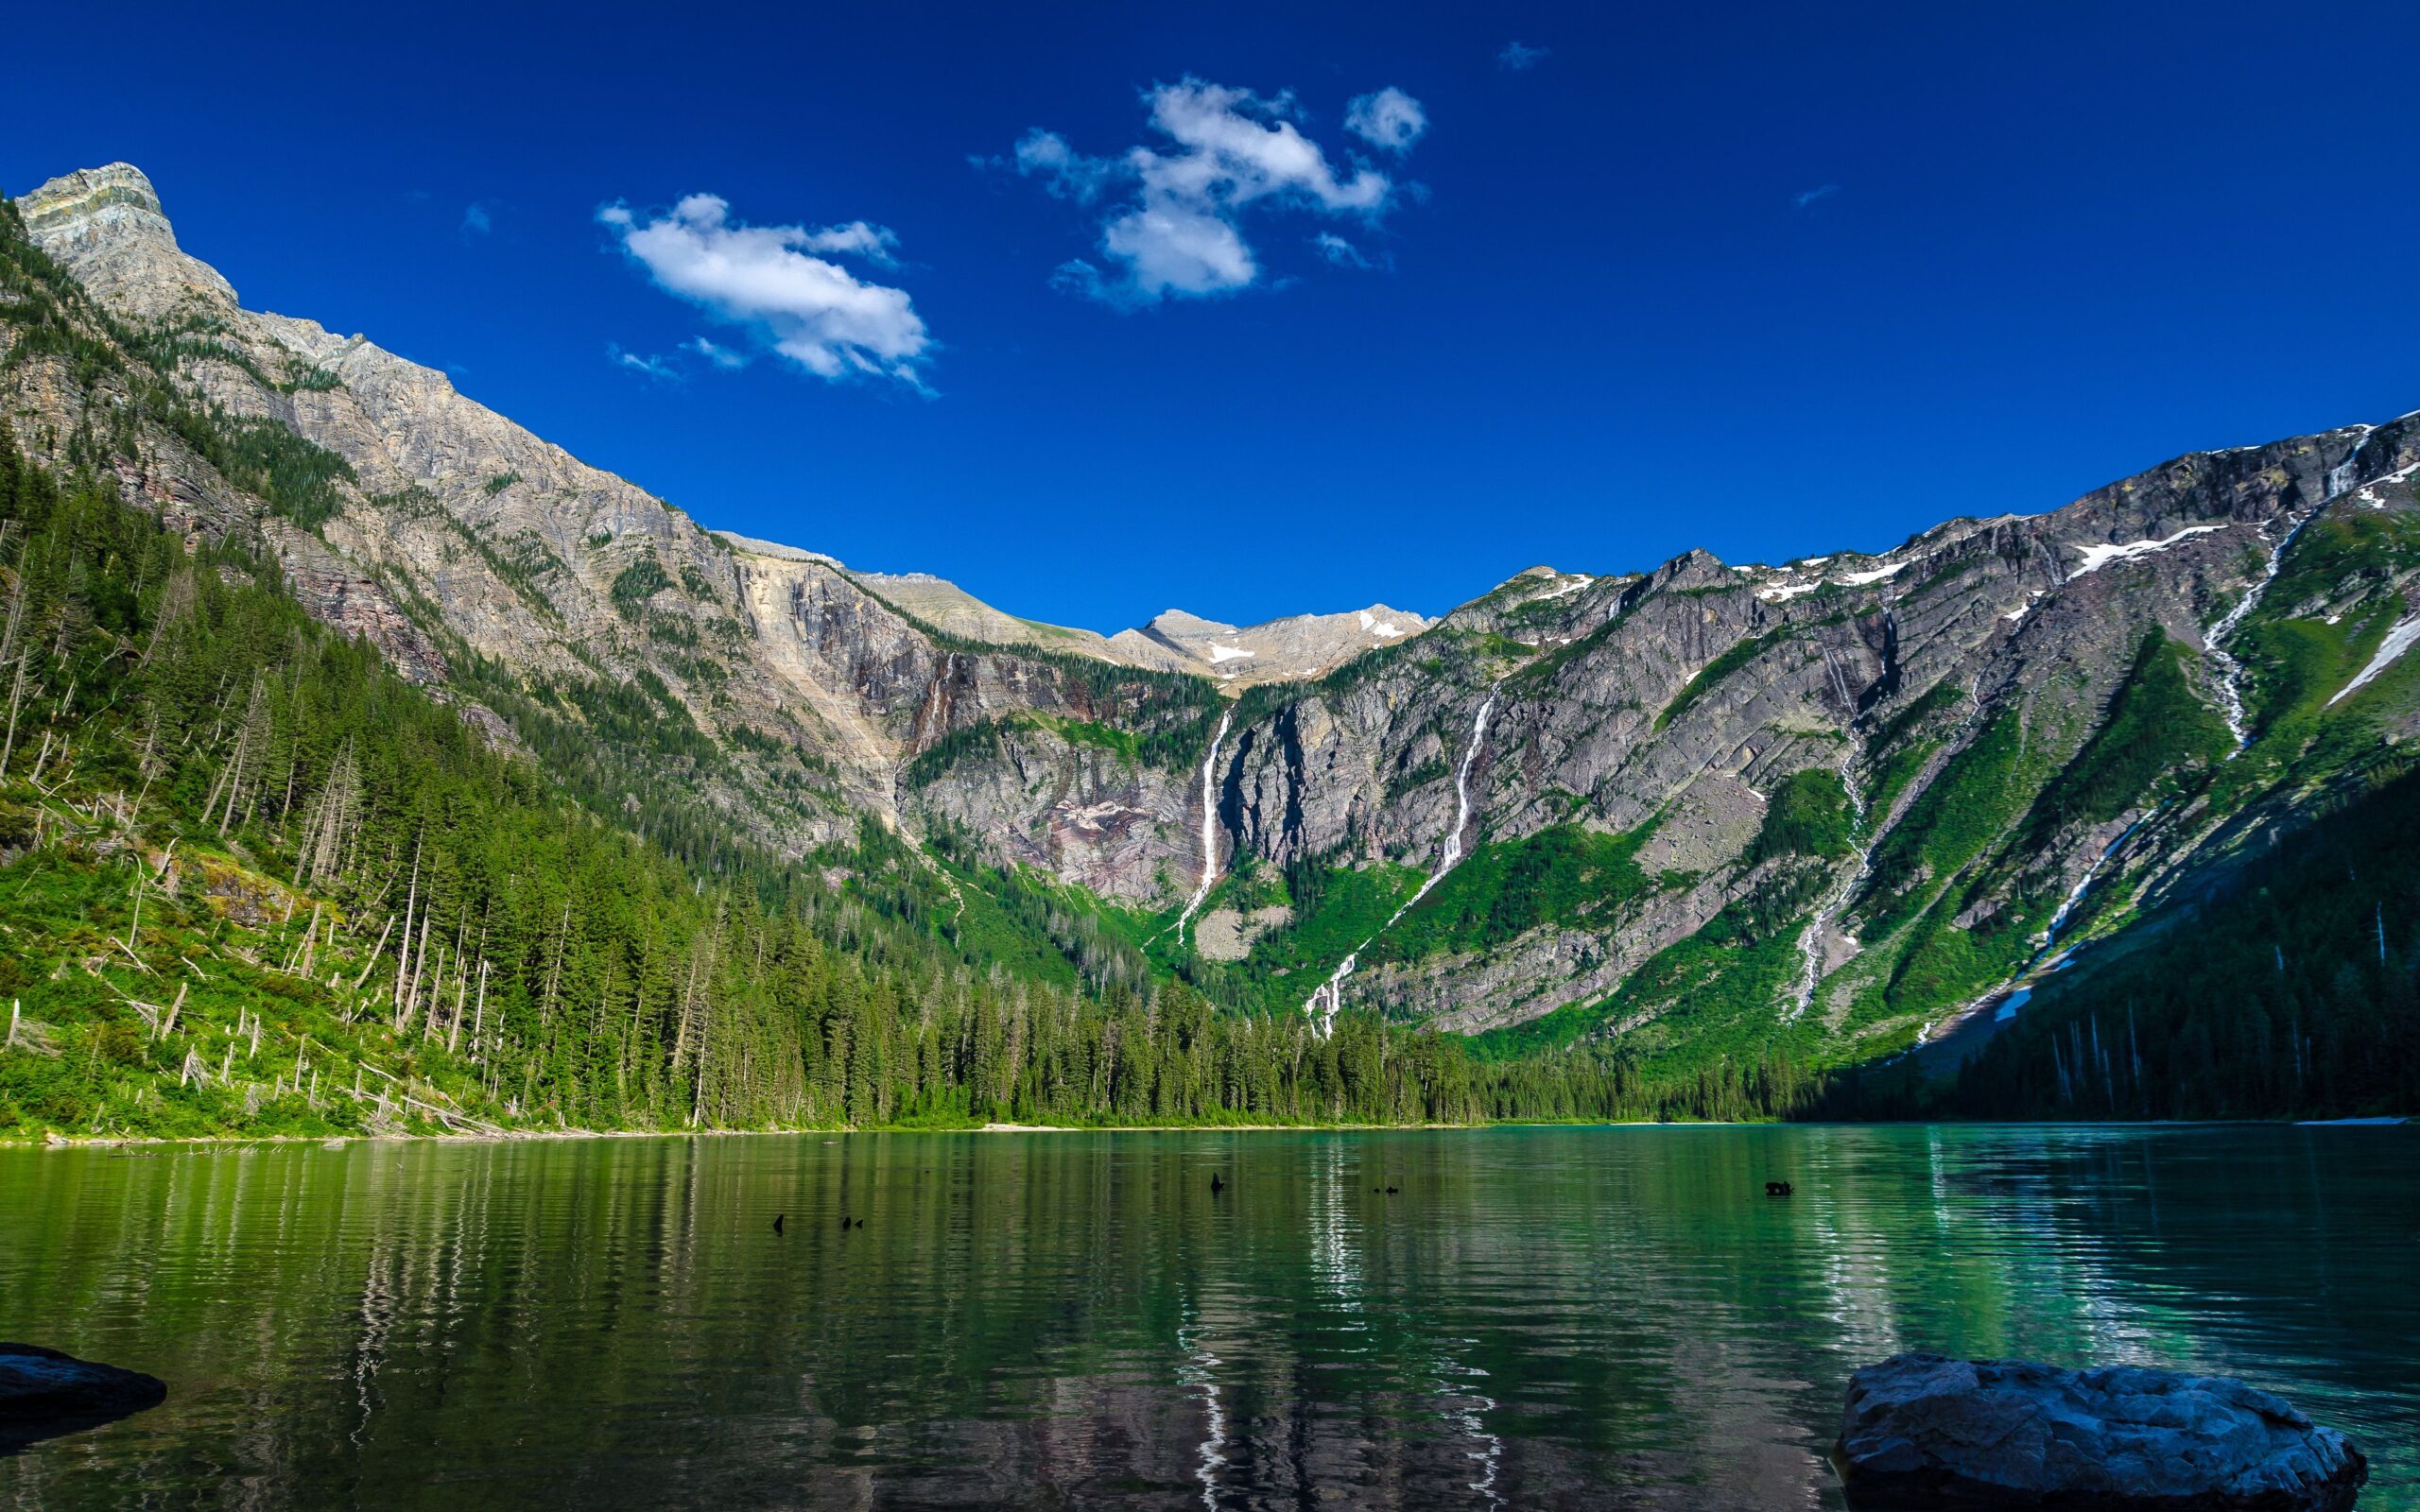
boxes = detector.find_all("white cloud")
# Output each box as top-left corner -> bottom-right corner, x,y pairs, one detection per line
609,344 -> 679,381
460,203 -> 493,237
1497,41 -> 1550,70
795,220 -> 899,264
1344,88 -> 1427,154
1010,77 -> 1418,306
1794,183 -> 1841,209
597,194 -> 932,387
1312,232 -> 1371,268
683,335 -> 747,369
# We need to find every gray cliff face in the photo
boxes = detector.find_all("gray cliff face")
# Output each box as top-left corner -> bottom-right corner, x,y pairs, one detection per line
11,160 -> 2419,1062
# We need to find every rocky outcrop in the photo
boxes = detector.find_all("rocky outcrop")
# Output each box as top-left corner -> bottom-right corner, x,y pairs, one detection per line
0,1343 -> 168,1454
1835,1353 -> 2366,1512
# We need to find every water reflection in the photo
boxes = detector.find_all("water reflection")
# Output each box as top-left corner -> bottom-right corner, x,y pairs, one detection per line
0,1126 -> 2411,1509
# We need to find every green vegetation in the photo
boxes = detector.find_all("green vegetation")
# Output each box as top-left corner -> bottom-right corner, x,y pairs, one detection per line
1473,863 -> 1830,1070
901,711 -> 1158,790
610,552 -> 673,617
902,717 -> 1005,788
1840,760 -> 2420,1120
2015,634 -> 2227,851
1363,822 -> 1656,967
1857,710 -> 2034,939
1748,767 -> 1856,863
482,472 -> 521,496
1655,628 -> 1786,730
0,212 -> 357,532
1847,637 -> 2234,1036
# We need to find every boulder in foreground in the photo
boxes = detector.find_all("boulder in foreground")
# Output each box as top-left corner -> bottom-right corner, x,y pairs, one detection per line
0,1343 -> 167,1454
1836,1352 -> 2366,1511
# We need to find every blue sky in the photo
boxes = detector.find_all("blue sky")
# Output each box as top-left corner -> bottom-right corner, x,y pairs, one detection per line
6,0 -> 2415,632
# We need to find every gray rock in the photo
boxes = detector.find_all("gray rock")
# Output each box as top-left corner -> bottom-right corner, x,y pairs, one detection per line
1835,1352 -> 2366,1511
0,1343 -> 167,1454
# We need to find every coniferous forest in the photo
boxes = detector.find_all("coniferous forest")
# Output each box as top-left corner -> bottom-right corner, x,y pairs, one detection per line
0,417 -> 1836,1139
1,181 -> 2412,1143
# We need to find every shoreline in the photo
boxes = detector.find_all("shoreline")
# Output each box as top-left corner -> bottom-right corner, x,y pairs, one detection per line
0,1113 -> 2407,1151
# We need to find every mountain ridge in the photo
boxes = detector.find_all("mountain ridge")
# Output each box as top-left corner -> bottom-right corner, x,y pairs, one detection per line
9,159 -> 2418,1091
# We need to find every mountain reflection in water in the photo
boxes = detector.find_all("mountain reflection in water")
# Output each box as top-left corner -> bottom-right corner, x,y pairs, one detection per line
0,1125 -> 2411,1509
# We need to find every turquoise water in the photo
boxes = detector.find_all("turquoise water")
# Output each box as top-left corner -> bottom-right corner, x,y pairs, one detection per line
1,1125 -> 2411,1508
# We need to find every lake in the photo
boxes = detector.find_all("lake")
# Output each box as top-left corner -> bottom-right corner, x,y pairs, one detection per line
1,1125 -> 2412,1509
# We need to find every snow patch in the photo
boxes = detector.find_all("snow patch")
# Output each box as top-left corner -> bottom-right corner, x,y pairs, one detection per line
2067,524 -> 2226,578
2328,614 -> 2420,706
1756,582 -> 1823,603
1206,644 -> 1254,663
1837,560 -> 1908,586
2002,591 -> 2045,624
1526,574 -> 1595,604
2352,459 -> 2419,508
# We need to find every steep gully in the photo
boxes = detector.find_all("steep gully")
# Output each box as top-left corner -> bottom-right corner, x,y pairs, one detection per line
1301,682 -> 1503,1039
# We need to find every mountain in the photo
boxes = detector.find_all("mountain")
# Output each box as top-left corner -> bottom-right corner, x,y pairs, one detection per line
1110,603 -> 1435,685
8,161 -> 2419,1117
704,533 -> 1428,684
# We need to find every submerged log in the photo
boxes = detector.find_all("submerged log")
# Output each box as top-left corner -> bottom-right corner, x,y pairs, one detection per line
1836,1353 -> 2365,1511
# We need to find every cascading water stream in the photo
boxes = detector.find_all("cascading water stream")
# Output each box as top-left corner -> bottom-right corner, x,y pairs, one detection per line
1916,811 -> 2155,1048
2206,428 -> 2375,752
1168,710 -> 1235,945
2034,812 -> 2152,964
1788,756 -> 1871,1021
1304,682 -> 1502,1037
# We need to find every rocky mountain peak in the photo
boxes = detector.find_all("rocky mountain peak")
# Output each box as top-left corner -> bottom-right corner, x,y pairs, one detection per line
16,161 -> 238,318
1651,547 -> 1738,592
1144,609 -> 1238,638
1115,602 -> 1432,686
20,162 -> 164,221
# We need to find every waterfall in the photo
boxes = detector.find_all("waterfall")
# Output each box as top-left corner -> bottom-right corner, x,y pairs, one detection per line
2206,427 -> 2374,752
1170,710 -> 1235,945
1303,682 -> 1502,1038
1304,951 -> 1360,1040
1788,755 -> 1871,1022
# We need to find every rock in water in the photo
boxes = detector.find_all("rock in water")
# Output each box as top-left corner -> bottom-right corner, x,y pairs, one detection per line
1836,1354 -> 2366,1511
0,1343 -> 168,1454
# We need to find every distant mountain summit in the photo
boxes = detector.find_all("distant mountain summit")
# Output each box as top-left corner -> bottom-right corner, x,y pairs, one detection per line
714,533 -> 1432,683
1114,604 -> 1432,684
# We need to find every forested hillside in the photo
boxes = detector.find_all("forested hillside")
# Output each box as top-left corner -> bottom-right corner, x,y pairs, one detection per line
1829,760 -> 2420,1120
0,430 -> 1730,1136
0,294 -> 1792,1135
6,159 -> 2417,1133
